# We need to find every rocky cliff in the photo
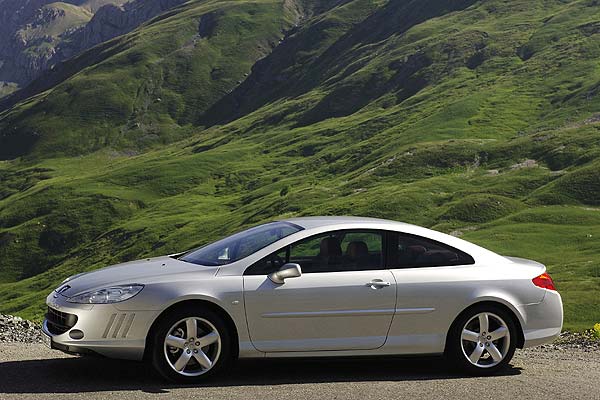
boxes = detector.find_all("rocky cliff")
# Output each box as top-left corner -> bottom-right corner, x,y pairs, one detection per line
0,0 -> 187,98
75,0 -> 187,50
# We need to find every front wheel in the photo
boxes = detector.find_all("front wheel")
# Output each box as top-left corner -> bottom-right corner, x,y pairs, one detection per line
150,307 -> 231,383
446,305 -> 517,375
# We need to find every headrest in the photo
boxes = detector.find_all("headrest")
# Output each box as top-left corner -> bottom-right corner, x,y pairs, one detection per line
320,237 -> 342,257
346,241 -> 369,257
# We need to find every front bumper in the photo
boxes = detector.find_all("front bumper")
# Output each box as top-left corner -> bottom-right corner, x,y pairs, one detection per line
518,289 -> 563,348
43,292 -> 160,360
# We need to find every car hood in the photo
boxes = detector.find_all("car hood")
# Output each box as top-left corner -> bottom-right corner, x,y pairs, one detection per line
55,256 -> 218,297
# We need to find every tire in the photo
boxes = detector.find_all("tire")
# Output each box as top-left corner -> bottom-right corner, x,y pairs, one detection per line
445,304 -> 518,376
150,306 -> 232,383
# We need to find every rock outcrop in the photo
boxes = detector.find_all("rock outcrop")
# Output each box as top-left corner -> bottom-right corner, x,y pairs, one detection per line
0,0 -> 61,87
75,0 -> 187,50
0,0 -> 187,98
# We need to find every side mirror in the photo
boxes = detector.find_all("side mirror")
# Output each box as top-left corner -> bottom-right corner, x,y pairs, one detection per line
268,263 -> 302,284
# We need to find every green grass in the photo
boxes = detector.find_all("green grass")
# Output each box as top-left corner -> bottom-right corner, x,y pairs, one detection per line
0,0 -> 599,332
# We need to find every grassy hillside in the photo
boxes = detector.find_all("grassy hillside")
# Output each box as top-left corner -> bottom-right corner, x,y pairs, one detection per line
0,0 -> 599,331
0,0 -> 305,158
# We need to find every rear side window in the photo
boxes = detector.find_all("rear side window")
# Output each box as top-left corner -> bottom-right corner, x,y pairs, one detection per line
389,233 -> 474,268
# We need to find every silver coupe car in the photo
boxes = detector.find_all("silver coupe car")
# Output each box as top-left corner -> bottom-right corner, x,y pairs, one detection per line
42,217 -> 563,382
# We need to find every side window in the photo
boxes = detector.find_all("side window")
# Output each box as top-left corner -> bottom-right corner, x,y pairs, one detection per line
244,230 -> 384,275
339,231 -> 382,271
289,230 -> 383,273
245,248 -> 288,275
389,233 -> 474,268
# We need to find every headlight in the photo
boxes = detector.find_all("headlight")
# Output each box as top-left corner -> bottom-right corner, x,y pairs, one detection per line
66,284 -> 144,304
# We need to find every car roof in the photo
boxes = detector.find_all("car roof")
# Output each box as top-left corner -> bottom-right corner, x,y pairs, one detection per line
280,216 -> 413,230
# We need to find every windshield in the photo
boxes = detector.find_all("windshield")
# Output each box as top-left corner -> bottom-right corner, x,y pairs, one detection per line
179,221 -> 303,266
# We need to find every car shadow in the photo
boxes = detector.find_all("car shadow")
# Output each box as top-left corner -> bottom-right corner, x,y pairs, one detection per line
0,354 -> 522,394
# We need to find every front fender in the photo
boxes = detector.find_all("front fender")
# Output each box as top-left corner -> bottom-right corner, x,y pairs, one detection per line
114,275 -> 253,356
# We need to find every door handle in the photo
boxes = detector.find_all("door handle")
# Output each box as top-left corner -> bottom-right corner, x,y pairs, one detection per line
367,280 -> 391,289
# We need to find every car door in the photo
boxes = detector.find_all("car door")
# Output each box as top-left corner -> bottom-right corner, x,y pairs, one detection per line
243,230 -> 397,352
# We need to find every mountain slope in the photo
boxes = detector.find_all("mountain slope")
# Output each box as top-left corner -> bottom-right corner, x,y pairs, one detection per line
203,0 -> 479,124
0,0 -> 208,98
0,0 -> 599,331
0,0 -> 308,159
0,0 -> 126,92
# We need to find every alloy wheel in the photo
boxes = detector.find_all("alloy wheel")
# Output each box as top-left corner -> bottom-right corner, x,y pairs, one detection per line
163,317 -> 221,376
460,312 -> 511,368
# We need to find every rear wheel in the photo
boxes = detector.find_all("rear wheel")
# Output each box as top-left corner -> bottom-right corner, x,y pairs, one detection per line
150,307 -> 231,383
446,305 -> 517,375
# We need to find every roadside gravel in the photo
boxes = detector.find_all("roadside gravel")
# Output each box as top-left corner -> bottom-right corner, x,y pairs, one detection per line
0,315 -> 43,344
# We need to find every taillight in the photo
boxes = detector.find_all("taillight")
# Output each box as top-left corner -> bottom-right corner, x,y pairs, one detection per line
532,272 -> 557,291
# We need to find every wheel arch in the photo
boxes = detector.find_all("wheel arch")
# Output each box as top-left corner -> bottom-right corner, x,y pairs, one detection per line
444,300 -> 525,353
143,299 -> 240,361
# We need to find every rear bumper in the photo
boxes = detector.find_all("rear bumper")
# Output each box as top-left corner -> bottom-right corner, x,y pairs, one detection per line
518,289 -> 563,348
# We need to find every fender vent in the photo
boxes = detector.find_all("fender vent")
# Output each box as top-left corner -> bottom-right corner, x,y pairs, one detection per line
102,313 -> 135,338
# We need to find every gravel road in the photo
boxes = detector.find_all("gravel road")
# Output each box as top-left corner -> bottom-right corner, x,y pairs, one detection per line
1,343 -> 599,400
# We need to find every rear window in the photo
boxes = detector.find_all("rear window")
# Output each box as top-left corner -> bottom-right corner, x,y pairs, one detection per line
179,222 -> 303,266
